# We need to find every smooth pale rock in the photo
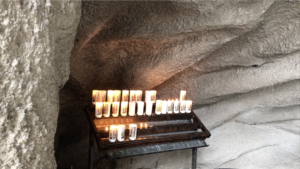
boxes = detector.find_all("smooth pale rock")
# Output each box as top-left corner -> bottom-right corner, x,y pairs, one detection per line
0,0 -> 81,168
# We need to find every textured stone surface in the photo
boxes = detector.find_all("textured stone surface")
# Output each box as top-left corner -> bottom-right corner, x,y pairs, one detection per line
56,1 -> 300,169
0,0 -> 81,168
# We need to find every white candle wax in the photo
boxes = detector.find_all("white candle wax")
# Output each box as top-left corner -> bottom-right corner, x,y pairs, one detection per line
137,101 -> 144,116
107,90 -> 114,102
180,90 -> 186,101
135,90 -> 143,101
117,125 -> 125,142
128,102 -> 136,116
167,100 -> 173,114
145,101 -> 153,116
95,102 -> 103,118
120,101 -> 128,116
174,99 -> 180,114
103,102 -> 111,117
129,124 -> 137,140
150,90 -> 156,102
145,90 -> 152,102
113,90 -> 121,102
130,90 -> 136,102
180,101 -> 186,113
112,102 -> 119,117
109,125 -> 118,142
161,100 -> 167,114
155,100 -> 162,115
122,90 -> 129,101
186,100 -> 192,113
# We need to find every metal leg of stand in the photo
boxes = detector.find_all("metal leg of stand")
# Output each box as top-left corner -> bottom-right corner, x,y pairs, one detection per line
192,148 -> 197,169
89,128 -> 94,169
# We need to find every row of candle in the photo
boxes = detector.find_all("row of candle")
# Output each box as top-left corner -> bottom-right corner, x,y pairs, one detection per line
109,124 -> 137,142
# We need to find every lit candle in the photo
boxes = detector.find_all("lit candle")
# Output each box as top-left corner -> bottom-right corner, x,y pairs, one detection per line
95,102 -> 103,118
113,90 -> 121,102
109,125 -> 118,142
130,90 -> 136,102
150,90 -> 156,102
122,90 -> 129,101
180,90 -> 186,101
180,100 -> 186,113
137,101 -> 144,116
155,100 -> 162,115
174,99 -> 180,114
145,101 -> 153,116
135,90 -> 143,101
107,90 -> 114,102
145,123 -> 148,129
112,102 -> 119,117
106,127 -> 108,131
140,123 -> 143,128
145,90 -> 151,102
117,125 -> 125,142
128,101 -> 136,116
129,124 -> 137,140
92,90 -> 106,104
161,100 -> 167,114
103,102 -> 111,117
186,100 -> 192,113
120,101 -> 128,116
167,100 -> 173,114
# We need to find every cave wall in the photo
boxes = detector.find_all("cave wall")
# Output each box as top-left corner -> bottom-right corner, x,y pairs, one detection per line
57,1 -> 299,169
0,0 -> 81,168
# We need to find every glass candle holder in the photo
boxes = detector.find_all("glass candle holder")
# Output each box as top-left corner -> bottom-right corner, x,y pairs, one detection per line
122,90 -> 129,101
174,99 -> 180,114
109,125 -> 118,142
107,90 -> 114,103
92,90 -> 100,104
128,101 -> 136,116
117,125 -> 125,142
167,100 -> 173,114
180,90 -> 186,101
137,101 -> 144,116
161,100 -> 167,114
113,90 -> 121,102
95,102 -> 103,118
145,101 -> 153,116
130,90 -> 136,102
180,100 -> 186,113
112,102 -> 119,117
145,90 -> 151,102
136,90 -> 143,101
103,102 -> 111,117
186,100 -> 192,113
150,90 -> 156,102
129,124 -> 137,140
155,100 -> 162,115
120,101 -> 128,116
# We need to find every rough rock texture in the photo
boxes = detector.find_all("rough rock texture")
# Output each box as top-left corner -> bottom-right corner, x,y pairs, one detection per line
56,1 -> 300,169
0,0 -> 81,168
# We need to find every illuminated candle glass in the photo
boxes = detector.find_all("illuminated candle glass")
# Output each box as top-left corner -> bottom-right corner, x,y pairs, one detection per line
180,90 -> 186,101
155,100 -> 162,115
109,125 -> 118,142
103,102 -> 111,117
145,90 -> 151,102
129,124 -> 137,140
186,100 -> 192,113
95,102 -> 103,118
113,90 -> 121,102
161,100 -> 167,114
92,90 -> 106,104
137,101 -> 144,116
145,101 -> 153,116
167,100 -> 173,114
128,102 -> 136,116
112,102 -> 120,117
130,90 -> 136,102
135,90 -> 143,101
120,101 -> 128,116
117,125 -> 125,142
150,90 -> 156,102
122,90 -> 129,101
180,100 -> 186,113
107,90 -> 114,102
174,99 -> 180,114
140,123 -> 143,129
145,123 -> 148,129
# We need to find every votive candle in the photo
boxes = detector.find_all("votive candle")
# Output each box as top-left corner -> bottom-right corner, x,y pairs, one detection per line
120,101 -> 128,116
112,102 -> 119,117
107,90 -> 114,102
145,90 -> 151,102
109,125 -> 118,142
161,100 -> 167,114
180,90 -> 186,101
136,90 -> 143,101
113,90 -> 121,102
137,101 -> 144,116
129,124 -> 137,140
117,125 -> 125,142
150,90 -> 156,102
174,99 -> 180,114
145,101 -> 153,116
128,101 -> 136,116
186,100 -> 192,113
95,102 -> 103,118
167,100 -> 173,114
103,102 -> 111,117
122,90 -> 129,101
130,90 -> 136,102
155,100 -> 162,115
180,100 -> 186,113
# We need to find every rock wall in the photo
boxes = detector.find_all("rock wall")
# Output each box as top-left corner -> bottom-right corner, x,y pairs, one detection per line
56,1 -> 299,169
0,0 -> 81,168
